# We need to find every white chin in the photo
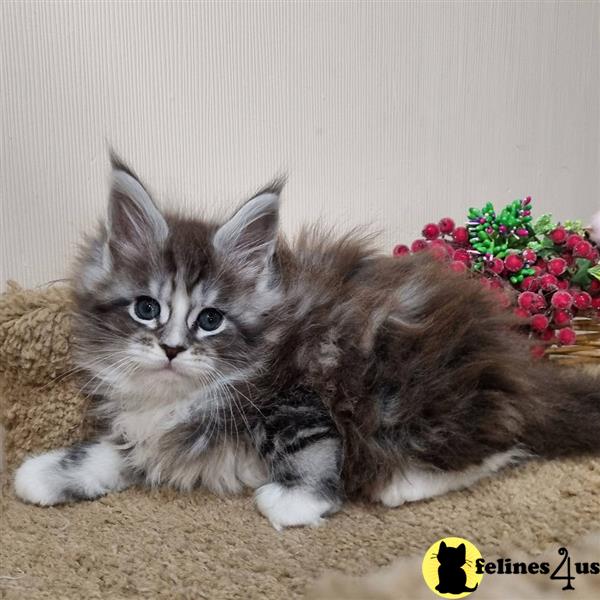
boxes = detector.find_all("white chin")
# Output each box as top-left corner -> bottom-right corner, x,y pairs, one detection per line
153,367 -> 191,383
134,365 -> 193,389
154,371 -> 178,383
169,363 -> 190,377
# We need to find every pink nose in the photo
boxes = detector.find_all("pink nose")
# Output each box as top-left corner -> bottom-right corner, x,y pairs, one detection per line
160,345 -> 185,361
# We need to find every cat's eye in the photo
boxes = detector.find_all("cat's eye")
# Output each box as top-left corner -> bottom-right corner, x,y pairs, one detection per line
134,296 -> 161,320
196,308 -> 224,332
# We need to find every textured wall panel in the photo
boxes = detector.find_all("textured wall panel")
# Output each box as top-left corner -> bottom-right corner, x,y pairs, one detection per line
1,1 -> 599,287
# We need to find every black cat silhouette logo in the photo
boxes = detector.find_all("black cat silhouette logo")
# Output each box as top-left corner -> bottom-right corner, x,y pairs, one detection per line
422,537 -> 484,598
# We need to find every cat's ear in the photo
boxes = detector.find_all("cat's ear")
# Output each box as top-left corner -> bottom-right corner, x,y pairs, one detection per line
439,541 -> 447,551
213,181 -> 282,267
106,157 -> 168,255
458,543 -> 466,558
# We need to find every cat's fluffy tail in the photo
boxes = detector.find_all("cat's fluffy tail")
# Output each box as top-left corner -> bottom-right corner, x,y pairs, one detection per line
524,365 -> 600,458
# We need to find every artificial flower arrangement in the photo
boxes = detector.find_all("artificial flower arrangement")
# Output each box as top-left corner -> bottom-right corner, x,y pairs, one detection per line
393,198 -> 600,353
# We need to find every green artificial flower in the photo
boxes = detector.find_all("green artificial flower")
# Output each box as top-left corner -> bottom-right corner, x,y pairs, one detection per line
532,214 -> 555,236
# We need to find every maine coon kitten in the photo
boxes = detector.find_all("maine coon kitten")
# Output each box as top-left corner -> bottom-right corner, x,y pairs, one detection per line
14,156 -> 600,529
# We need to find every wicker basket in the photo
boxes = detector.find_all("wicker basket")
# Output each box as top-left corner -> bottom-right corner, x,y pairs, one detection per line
546,315 -> 600,365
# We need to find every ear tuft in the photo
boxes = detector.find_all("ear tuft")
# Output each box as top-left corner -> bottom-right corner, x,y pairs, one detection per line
253,174 -> 287,198
109,149 -> 138,178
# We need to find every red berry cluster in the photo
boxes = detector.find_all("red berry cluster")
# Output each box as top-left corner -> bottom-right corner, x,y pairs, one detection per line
393,218 -> 471,271
514,230 -> 600,347
393,218 -> 600,352
393,218 -> 513,307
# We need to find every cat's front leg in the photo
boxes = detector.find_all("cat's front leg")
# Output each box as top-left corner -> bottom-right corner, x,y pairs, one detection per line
253,399 -> 343,530
14,439 -> 131,505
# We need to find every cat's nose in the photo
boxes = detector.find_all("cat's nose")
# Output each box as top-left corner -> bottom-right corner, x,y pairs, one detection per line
160,344 -> 186,361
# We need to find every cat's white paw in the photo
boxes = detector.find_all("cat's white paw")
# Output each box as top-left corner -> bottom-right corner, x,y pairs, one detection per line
14,450 -> 68,505
255,483 -> 334,531
14,442 -> 128,505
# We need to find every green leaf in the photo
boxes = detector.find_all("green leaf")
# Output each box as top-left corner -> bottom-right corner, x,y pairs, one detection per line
538,248 -> 555,260
533,214 -> 555,235
571,258 -> 593,287
589,264 -> 600,282
527,241 -> 543,252
563,220 -> 585,235
575,258 -> 593,270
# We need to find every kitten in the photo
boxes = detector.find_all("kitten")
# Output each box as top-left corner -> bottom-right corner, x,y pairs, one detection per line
14,155 -> 600,529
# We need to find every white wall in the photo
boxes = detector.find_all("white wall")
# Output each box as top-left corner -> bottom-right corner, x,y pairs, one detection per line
2,1 -> 598,288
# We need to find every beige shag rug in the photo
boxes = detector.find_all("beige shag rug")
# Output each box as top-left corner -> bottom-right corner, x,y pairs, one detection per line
1,283 -> 599,599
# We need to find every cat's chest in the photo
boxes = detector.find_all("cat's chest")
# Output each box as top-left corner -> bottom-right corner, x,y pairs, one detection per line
111,400 -> 267,494
113,401 -> 185,446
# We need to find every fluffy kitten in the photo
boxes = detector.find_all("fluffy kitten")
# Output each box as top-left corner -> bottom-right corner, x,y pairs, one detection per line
14,156 -> 600,529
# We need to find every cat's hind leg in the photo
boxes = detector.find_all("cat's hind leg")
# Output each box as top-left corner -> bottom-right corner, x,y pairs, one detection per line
375,449 -> 524,507
14,439 -> 131,505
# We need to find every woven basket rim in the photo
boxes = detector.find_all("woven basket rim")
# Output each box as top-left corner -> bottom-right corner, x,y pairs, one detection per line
545,313 -> 600,363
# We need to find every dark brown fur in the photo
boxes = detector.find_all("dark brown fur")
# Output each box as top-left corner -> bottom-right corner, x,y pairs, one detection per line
243,241 -> 600,497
